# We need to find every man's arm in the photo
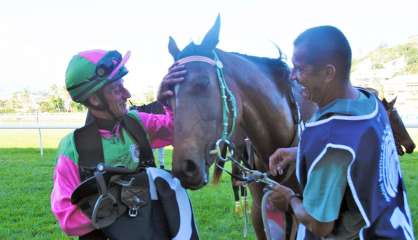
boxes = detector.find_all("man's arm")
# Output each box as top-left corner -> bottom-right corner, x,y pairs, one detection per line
290,196 -> 335,236
270,148 -> 352,237
136,107 -> 174,148
51,155 -> 94,236
135,62 -> 186,148
270,184 -> 335,237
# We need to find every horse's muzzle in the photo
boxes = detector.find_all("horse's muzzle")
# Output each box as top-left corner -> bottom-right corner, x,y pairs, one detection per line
173,159 -> 208,190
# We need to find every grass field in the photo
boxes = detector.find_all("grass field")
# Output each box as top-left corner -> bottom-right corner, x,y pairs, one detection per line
0,129 -> 417,239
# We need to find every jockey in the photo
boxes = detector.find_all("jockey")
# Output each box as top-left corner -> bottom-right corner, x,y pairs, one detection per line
50,49 -> 198,239
269,26 -> 414,239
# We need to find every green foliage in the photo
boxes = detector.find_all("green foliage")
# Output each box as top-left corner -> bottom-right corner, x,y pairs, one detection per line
70,102 -> 86,112
354,40 -> 418,75
0,99 -> 16,113
372,63 -> 384,69
39,96 -> 65,112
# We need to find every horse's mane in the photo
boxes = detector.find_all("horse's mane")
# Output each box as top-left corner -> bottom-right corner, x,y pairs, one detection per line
231,52 -> 289,72
177,42 -> 290,76
230,52 -> 292,92
177,43 -> 291,88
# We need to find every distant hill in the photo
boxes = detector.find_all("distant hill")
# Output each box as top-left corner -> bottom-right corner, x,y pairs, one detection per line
351,36 -> 418,120
353,36 -> 418,75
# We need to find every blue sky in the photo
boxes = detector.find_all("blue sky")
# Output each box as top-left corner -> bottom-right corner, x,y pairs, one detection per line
1,0 -> 417,97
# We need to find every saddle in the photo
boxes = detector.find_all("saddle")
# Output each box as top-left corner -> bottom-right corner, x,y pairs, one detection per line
72,114 -> 158,239
71,164 -> 150,229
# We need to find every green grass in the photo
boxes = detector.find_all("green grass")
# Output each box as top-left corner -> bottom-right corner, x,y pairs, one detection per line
0,129 -> 417,239
0,148 -> 255,239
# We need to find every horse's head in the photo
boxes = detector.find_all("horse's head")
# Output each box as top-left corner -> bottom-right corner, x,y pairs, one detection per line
382,97 -> 416,155
168,16 -> 228,189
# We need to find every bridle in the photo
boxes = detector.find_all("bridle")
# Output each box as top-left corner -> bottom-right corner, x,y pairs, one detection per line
176,51 -> 238,161
175,51 -> 283,187
176,51 -> 301,239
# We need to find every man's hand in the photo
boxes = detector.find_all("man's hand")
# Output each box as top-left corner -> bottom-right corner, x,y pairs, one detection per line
157,63 -> 186,107
269,184 -> 295,212
269,147 -> 297,176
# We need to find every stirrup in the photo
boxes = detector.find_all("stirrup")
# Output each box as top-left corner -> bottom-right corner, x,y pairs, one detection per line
91,193 -> 118,229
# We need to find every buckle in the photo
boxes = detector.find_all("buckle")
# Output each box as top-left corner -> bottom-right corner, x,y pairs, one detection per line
128,207 -> 138,217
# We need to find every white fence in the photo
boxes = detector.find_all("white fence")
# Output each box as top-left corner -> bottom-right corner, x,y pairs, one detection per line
0,112 -> 417,158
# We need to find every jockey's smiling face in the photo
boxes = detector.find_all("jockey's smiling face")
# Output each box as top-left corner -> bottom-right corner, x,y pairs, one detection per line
102,79 -> 131,118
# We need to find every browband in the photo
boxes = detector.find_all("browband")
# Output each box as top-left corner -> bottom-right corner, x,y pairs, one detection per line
176,56 -> 216,66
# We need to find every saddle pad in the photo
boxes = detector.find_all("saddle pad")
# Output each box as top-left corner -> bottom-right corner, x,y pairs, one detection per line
262,190 -> 287,240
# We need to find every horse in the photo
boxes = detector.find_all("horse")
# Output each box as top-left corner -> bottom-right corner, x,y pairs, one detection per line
381,97 -> 416,155
168,16 -> 299,239
362,88 -> 415,155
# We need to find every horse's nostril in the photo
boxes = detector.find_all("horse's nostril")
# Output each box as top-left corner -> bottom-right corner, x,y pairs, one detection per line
183,159 -> 197,177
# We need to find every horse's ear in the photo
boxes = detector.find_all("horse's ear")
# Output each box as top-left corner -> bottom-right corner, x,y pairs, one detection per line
382,98 -> 389,108
201,14 -> 220,49
168,36 -> 180,60
389,96 -> 397,108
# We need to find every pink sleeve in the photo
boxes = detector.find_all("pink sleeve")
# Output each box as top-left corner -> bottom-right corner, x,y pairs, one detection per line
137,106 -> 173,148
50,155 -> 94,236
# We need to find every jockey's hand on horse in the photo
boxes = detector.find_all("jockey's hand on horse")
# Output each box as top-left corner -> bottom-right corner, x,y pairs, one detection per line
269,147 -> 297,176
269,184 -> 296,212
157,63 -> 186,108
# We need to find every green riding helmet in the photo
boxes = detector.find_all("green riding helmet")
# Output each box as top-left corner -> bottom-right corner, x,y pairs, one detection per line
65,49 -> 131,103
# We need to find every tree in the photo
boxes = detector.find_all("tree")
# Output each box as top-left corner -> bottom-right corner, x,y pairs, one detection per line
70,102 -> 86,112
0,99 -> 15,113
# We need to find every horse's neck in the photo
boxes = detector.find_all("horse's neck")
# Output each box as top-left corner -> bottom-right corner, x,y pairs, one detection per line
226,56 -> 296,164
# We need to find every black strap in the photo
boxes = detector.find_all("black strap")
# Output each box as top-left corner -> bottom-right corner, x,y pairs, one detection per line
122,115 -> 155,168
74,114 -> 155,180
79,230 -> 108,240
75,121 -> 104,181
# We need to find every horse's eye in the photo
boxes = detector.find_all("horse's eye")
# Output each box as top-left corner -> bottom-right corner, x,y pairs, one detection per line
192,77 -> 210,91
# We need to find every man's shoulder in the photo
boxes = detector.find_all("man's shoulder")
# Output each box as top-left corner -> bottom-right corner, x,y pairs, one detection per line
57,131 -> 78,163
58,131 -> 75,150
127,110 -> 142,124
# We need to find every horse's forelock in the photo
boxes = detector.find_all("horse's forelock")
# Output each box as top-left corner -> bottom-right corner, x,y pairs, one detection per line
177,42 -> 214,60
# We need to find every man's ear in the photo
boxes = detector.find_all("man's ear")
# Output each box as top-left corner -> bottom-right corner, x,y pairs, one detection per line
87,94 -> 102,107
324,64 -> 336,83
